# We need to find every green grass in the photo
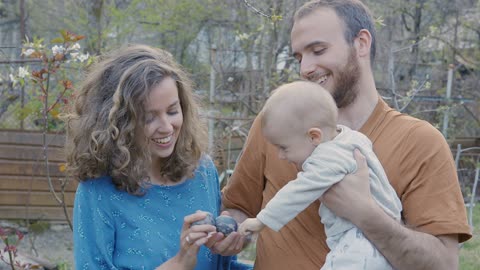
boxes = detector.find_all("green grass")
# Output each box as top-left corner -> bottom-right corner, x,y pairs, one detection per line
237,235 -> 257,264
460,203 -> 480,269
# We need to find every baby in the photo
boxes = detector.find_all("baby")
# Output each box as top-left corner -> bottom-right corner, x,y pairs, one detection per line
238,81 -> 402,270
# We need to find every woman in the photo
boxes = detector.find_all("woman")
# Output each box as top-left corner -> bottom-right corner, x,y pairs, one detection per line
65,45 -> 250,270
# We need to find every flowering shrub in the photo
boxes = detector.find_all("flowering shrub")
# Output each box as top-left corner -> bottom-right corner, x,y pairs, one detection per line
9,30 -> 91,131
0,226 -> 39,269
0,31 -> 91,269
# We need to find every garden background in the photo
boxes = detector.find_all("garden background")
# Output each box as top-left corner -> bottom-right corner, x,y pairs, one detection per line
0,0 -> 478,269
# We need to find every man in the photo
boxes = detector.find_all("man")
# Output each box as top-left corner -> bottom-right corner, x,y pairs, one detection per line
212,1 -> 471,269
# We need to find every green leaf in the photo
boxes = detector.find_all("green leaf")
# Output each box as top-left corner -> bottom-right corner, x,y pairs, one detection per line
51,37 -> 64,44
60,29 -> 68,40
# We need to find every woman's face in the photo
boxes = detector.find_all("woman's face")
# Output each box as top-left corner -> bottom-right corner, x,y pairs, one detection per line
143,77 -> 183,162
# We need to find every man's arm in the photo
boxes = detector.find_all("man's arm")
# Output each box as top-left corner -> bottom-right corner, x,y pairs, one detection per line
321,150 -> 459,270
358,201 -> 458,270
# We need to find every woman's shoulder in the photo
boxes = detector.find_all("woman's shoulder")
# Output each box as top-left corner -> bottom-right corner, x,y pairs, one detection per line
197,154 -> 217,172
77,175 -> 117,194
192,154 -> 219,185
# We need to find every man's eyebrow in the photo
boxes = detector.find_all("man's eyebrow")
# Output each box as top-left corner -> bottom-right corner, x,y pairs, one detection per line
292,40 -> 329,57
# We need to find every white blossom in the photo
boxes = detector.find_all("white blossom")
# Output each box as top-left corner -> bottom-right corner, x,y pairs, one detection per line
52,45 -> 65,55
69,43 -> 81,51
77,53 -> 89,63
18,67 -> 29,78
23,48 -> 35,56
237,33 -> 250,41
23,42 -> 44,49
9,74 -> 18,85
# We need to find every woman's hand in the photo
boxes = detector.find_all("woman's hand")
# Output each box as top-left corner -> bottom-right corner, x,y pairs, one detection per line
205,211 -> 246,256
156,211 -> 216,270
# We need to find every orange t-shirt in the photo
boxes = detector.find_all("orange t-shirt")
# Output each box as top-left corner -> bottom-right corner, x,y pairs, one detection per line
222,97 -> 471,270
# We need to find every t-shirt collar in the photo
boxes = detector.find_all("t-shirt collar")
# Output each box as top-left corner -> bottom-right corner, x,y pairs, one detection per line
359,95 -> 392,137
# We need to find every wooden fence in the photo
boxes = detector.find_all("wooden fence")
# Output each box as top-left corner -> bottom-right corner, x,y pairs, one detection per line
0,129 -> 478,222
0,130 -> 75,222
0,129 -> 246,222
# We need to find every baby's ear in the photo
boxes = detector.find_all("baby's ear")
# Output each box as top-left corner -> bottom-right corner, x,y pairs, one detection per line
308,128 -> 323,146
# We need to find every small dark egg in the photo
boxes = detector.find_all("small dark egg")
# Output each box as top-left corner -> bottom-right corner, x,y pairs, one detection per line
191,212 -> 215,227
215,215 -> 238,236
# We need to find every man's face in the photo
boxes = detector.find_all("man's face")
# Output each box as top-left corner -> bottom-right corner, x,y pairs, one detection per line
291,8 -> 360,108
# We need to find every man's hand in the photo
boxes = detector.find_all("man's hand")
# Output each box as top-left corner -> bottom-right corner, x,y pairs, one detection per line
320,149 -> 377,226
321,149 -> 460,270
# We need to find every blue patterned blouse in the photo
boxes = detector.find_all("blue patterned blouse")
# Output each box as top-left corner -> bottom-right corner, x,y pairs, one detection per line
73,156 -> 250,270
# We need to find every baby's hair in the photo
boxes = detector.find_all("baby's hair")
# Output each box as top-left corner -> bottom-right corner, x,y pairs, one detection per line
64,44 -> 207,195
261,81 -> 338,136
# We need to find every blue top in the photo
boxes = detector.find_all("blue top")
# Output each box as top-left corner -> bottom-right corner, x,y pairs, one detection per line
74,156 -> 251,270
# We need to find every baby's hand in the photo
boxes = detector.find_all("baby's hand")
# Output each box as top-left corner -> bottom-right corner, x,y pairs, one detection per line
238,218 -> 265,236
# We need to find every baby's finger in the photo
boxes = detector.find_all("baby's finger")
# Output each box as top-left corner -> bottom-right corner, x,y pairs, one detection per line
238,222 -> 251,236
239,229 -> 251,236
238,224 -> 246,235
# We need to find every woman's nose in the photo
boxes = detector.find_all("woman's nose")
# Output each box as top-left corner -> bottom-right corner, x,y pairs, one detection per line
154,115 -> 173,132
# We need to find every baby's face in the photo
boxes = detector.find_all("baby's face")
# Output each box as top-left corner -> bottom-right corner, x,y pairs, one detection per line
264,124 -> 316,171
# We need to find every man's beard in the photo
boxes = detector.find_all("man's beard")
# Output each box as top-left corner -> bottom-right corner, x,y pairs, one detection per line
332,47 -> 361,108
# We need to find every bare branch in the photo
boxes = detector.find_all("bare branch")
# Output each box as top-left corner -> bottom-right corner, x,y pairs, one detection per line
243,0 -> 272,18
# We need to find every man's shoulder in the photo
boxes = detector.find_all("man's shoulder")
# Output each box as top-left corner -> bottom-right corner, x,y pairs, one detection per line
384,108 -> 423,128
387,111 -> 443,141
380,110 -> 449,155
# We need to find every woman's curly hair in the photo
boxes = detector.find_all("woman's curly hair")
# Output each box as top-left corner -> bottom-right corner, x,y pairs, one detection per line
64,44 -> 207,195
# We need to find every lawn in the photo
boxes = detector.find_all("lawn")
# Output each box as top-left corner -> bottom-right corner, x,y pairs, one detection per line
460,203 -> 480,269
